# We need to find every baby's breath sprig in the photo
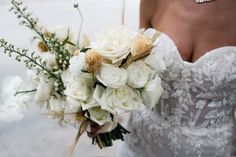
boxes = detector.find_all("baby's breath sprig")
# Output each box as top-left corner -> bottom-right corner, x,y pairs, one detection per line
10,0 -> 46,45
0,39 -> 59,80
10,0 -> 72,71
44,33 -> 71,71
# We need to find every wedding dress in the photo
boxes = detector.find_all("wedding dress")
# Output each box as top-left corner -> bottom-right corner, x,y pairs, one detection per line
117,29 -> 236,157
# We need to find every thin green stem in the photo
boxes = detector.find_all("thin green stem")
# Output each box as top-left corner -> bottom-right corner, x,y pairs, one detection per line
11,1 -> 50,51
15,89 -> 37,96
74,4 -> 84,47
2,44 -> 59,80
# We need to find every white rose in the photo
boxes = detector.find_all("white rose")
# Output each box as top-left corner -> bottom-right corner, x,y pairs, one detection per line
48,96 -> 66,113
127,60 -> 156,88
81,97 -> 100,111
51,26 -> 77,53
69,53 -> 86,77
40,52 -> 57,70
65,96 -> 82,113
96,63 -> 127,88
144,46 -> 166,73
0,76 -> 31,123
90,26 -> 137,65
34,76 -> 54,106
61,69 -> 73,86
86,106 -> 112,126
91,85 -> 118,132
93,84 -> 105,104
99,85 -> 143,115
52,25 -> 74,42
64,73 -> 93,102
141,75 -> 163,108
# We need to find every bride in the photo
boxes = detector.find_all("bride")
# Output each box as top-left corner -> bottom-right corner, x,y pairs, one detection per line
118,0 -> 236,156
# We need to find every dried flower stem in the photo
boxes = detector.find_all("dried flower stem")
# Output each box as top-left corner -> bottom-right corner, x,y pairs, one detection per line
121,0 -> 126,25
74,4 -> 84,47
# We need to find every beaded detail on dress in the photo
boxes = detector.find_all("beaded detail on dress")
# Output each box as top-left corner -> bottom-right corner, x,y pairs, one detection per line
118,29 -> 236,157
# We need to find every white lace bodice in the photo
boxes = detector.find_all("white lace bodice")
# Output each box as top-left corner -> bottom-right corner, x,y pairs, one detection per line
118,31 -> 236,157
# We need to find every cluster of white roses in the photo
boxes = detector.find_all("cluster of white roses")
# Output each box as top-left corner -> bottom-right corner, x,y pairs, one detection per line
59,26 -> 166,131
0,0 -> 168,150
0,26 -> 166,134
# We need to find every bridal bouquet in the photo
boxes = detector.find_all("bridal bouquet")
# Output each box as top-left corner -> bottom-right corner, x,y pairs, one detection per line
0,0 -> 166,152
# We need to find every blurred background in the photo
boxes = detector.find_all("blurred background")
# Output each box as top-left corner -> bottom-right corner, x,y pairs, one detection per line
0,0 -> 139,156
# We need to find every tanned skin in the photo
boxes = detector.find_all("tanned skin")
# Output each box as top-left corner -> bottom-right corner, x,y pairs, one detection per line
140,0 -> 236,63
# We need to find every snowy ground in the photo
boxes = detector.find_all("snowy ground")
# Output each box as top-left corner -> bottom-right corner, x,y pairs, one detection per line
0,0 -> 139,156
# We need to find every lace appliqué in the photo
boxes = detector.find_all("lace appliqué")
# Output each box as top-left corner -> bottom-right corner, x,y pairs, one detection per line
117,31 -> 236,157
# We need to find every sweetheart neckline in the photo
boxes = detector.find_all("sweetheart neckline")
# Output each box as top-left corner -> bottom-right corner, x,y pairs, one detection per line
159,32 -> 236,66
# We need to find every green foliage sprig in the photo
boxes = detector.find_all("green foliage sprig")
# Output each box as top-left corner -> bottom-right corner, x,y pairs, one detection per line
43,33 -> 72,71
0,39 -> 59,80
10,0 -> 44,43
10,0 -> 73,71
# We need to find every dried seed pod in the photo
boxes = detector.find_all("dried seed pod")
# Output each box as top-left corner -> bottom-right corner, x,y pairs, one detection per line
44,30 -> 52,38
38,41 -> 48,52
85,50 -> 102,74
131,35 -> 153,61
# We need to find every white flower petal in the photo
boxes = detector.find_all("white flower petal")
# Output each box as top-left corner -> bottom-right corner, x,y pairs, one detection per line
90,26 -> 137,65
100,86 -> 143,115
65,96 -> 82,113
34,76 -> 54,106
87,107 -> 112,126
93,85 -> 106,104
61,70 -> 73,86
69,53 -> 86,77
144,47 -> 166,73
141,75 -> 163,108
52,26 -> 73,41
127,60 -> 155,88
0,76 -> 31,123
64,73 -> 93,102
81,97 -> 100,111
96,63 -> 127,88
40,52 -> 57,70
49,96 -> 66,113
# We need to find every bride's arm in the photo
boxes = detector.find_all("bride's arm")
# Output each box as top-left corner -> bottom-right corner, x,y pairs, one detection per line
139,0 -> 156,29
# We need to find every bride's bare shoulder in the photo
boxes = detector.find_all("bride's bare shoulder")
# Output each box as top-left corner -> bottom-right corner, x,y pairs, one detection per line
140,0 -> 157,28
